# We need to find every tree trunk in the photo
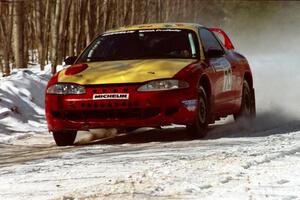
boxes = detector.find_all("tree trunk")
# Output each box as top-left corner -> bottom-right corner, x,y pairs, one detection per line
123,0 -> 131,25
57,0 -> 68,64
12,0 -> 26,68
45,0 -> 52,65
76,0 -> 88,54
68,0 -> 76,56
0,1 -> 14,76
51,0 -> 61,74
85,0 -> 91,45
0,18 -> 11,76
130,0 -> 135,25
102,0 -> 109,31
41,0 -> 50,70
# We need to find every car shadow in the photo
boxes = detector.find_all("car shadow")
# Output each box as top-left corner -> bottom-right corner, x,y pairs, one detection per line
91,127 -> 191,145
79,111 -> 300,145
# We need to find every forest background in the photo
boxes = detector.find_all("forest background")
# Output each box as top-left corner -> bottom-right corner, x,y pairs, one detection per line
0,0 -> 299,75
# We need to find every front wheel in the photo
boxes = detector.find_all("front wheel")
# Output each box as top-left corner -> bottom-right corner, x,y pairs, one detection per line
186,86 -> 209,139
53,131 -> 77,146
234,80 -> 256,121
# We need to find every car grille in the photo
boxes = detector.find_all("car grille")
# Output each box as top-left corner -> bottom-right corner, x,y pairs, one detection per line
79,101 -> 140,109
63,107 -> 161,120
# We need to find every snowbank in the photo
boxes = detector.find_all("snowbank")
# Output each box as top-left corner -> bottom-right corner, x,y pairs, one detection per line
0,69 -> 51,143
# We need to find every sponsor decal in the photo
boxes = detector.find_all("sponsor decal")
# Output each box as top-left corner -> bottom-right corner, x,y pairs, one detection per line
104,29 -> 181,36
103,30 -> 135,36
93,93 -> 129,100
223,68 -> 232,91
182,99 -> 197,111
139,29 -> 182,33
210,57 -> 231,72
210,57 -> 233,91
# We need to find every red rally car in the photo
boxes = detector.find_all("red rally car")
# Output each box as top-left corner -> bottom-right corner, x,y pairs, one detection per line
45,23 -> 256,146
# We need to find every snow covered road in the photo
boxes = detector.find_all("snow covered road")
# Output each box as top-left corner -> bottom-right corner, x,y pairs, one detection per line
1,115 -> 300,200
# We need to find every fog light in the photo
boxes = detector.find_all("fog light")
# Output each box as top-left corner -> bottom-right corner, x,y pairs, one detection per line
182,99 -> 197,111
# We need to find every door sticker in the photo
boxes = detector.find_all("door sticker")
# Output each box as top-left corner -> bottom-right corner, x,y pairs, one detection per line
223,68 -> 232,91
210,57 -> 233,91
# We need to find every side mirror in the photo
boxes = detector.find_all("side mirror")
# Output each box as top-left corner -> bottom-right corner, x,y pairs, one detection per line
206,49 -> 224,58
64,56 -> 78,65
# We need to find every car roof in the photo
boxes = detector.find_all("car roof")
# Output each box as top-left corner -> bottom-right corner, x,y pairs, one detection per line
105,23 -> 204,33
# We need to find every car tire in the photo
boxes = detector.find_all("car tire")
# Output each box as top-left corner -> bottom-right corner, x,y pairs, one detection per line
53,131 -> 77,146
186,86 -> 209,139
234,80 -> 256,121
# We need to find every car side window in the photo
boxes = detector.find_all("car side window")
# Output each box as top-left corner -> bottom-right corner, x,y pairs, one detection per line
199,28 -> 224,54
212,31 -> 225,46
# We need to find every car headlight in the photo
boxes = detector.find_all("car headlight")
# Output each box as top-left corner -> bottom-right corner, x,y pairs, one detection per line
46,83 -> 86,94
137,79 -> 189,91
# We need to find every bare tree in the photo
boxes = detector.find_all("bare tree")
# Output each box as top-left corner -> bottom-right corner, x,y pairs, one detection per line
0,0 -> 284,76
0,1 -> 13,76
34,0 -> 48,70
51,0 -> 61,74
68,0 -> 76,56
57,0 -> 71,64
12,0 -> 26,68
76,0 -> 88,55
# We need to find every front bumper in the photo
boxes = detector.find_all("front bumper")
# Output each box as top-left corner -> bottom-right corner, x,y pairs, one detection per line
45,84 -> 198,131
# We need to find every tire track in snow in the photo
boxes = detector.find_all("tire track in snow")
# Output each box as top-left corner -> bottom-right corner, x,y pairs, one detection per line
0,119 -> 300,200
0,135 -> 78,168
242,145 -> 300,170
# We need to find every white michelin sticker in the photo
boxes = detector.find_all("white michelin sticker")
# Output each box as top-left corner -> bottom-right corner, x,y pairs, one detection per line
93,93 -> 129,100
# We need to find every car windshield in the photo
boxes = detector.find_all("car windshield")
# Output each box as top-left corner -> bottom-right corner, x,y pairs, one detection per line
77,29 -> 199,62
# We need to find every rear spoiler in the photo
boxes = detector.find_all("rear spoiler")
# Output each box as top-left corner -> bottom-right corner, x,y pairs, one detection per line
209,28 -> 235,50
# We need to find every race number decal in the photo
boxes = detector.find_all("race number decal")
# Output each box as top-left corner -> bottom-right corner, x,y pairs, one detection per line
210,58 -> 233,91
223,68 -> 232,91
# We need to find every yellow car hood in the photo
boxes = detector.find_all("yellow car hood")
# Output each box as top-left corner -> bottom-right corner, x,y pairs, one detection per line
58,59 -> 196,85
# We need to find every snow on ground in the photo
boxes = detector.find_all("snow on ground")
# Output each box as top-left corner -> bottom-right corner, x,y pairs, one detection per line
0,124 -> 299,200
0,55 -> 299,199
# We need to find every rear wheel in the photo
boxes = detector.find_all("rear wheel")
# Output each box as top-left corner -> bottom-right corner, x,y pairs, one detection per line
53,131 -> 77,146
187,87 -> 209,139
234,80 -> 256,121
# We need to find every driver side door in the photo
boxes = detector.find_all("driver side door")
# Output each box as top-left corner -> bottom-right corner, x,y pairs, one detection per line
199,28 -> 235,115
